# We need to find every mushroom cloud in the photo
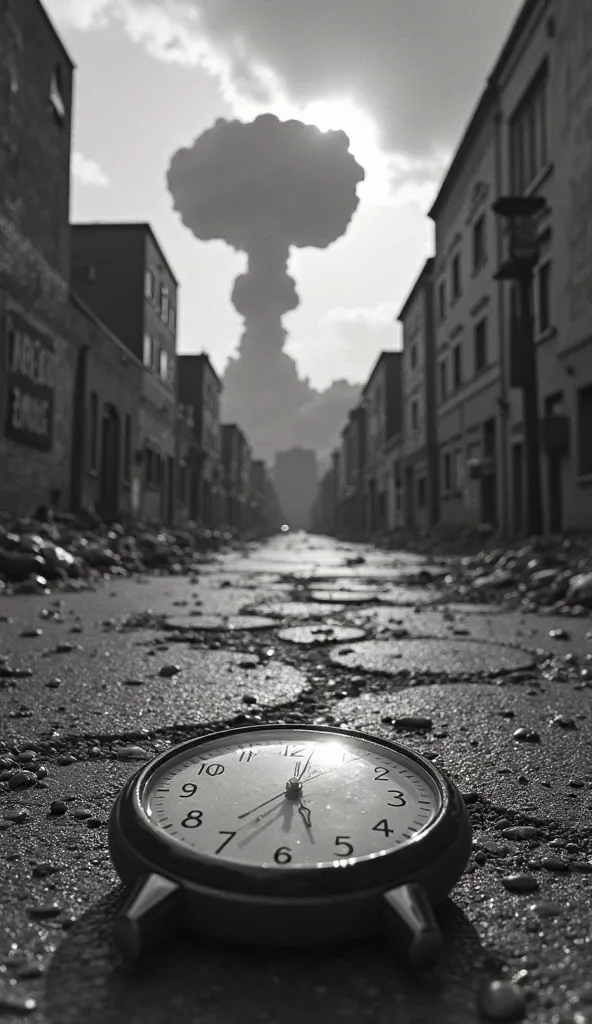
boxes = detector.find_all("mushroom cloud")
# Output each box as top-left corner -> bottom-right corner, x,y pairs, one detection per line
167,113 -> 365,461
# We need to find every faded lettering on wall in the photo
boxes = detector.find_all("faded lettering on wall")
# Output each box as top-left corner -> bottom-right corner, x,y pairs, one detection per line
4,312 -> 56,450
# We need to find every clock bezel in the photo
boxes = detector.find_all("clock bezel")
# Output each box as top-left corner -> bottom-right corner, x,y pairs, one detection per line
109,724 -> 471,900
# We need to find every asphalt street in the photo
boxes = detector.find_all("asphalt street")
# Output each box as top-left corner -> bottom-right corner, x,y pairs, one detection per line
1,533 -> 591,1024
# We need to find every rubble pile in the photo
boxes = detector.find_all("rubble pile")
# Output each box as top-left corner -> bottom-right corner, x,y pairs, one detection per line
433,537 -> 592,614
0,510 -> 250,594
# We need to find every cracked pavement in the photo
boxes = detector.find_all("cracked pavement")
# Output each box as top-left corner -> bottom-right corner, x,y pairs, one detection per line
1,533 -> 591,1024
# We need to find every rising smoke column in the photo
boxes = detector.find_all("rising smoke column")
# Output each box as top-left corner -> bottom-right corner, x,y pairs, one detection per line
167,113 -> 365,460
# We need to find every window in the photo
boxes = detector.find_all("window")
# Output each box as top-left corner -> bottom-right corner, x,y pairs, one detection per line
49,66 -> 66,123
452,343 -> 462,389
510,68 -> 548,193
88,391 -> 98,471
160,286 -> 170,323
144,269 -> 155,299
538,261 -> 551,333
577,385 -> 592,476
451,253 -> 462,301
143,333 -> 153,368
452,450 -> 464,489
152,340 -> 160,373
410,342 -> 417,370
168,354 -> 175,388
123,414 -> 131,482
417,477 -> 426,508
438,282 -> 446,322
168,306 -> 176,332
472,214 -> 486,270
474,317 -> 487,373
440,358 -> 447,402
145,448 -> 162,488
159,348 -> 169,381
443,452 -> 451,491
178,462 -> 187,503
411,398 -> 419,431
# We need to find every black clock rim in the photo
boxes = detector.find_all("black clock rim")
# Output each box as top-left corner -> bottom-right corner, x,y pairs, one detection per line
109,724 -> 469,899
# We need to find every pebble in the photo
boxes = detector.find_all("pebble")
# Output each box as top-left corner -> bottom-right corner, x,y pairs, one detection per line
3,808 -> 28,823
479,979 -> 526,1020
57,755 -> 76,766
529,900 -> 563,918
55,642 -> 75,653
73,808 -> 92,819
393,716 -> 433,731
552,715 -> 576,729
158,664 -> 181,678
541,856 -> 570,872
122,678 -> 145,686
502,873 -> 539,893
20,628 -> 43,637
28,903 -> 61,918
8,771 -> 37,790
16,751 -> 37,765
49,800 -> 67,816
549,628 -> 570,640
32,862 -> 59,877
113,745 -> 148,760
501,826 -> 539,841
513,728 -> 540,743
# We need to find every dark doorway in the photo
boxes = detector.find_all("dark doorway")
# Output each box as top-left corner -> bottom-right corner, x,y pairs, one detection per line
99,405 -> 120,520
512,443 -> 524,536
544,393 -> 564,535
481,418 -> 497,525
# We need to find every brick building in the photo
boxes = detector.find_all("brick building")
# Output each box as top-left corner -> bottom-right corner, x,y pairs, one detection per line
71,223 -> 178,523
221,424 -> 251,531
0,0 -> 77,515
176,353 -> 222,526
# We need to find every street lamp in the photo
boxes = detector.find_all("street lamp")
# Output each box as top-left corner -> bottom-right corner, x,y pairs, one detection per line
492,194 -> 547,536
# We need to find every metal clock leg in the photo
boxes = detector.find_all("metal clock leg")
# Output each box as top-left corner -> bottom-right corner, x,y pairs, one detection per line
382,883 -> 442,968
114,873 -> 181,961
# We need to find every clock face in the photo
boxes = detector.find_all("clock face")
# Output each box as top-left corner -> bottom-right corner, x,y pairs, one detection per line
142,729 -> 442,870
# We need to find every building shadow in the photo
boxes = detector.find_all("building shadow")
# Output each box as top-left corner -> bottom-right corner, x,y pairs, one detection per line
45,886 -> 500,1024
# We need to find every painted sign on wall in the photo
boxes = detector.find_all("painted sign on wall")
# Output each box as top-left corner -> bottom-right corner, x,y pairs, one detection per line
4,312 -> 57,451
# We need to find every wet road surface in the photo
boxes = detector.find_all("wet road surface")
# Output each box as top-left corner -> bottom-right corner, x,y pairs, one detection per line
1,533 -> 591,1023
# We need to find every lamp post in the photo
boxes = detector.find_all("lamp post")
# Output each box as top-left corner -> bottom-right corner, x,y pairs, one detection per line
492,195 -> 547,536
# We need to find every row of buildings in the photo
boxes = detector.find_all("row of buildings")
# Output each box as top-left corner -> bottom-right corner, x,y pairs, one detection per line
0,0 -> 282,533
313,0 -> 592,540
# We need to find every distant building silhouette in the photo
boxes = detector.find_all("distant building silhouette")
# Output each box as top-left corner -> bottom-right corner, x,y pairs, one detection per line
274,448 -> 318,530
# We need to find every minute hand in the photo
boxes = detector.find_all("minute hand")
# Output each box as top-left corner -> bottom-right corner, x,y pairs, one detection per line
236,755 -> 365,820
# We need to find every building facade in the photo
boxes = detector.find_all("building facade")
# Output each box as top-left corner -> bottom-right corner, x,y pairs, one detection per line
397,257 -> 439,533
177,353 -> 222,526
71,223 -> 178,523
362,352 -> 403,534
340,406 -> 366,536
221,424 -> 250,531
273,448 -> 318,531
0,0 -> 77,515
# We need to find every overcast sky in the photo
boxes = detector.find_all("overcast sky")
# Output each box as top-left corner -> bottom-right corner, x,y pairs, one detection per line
44,0 -> 522,391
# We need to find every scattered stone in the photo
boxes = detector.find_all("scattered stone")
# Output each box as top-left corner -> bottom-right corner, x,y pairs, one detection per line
393,716 -> 433,731
512,728 -> 540,743
479,979 -> 526,1021
551,715 -> 576,729
2,807 -> 29,823
121,678 -> 145,686
548,628 -> 570,640
113,745 -> 148,761
32,862 -> 59,877
0,990 -> 37,1014
49,800 -> 67,816
57,755 -> 76,766
501,826 -> 539,841
8,771 -> 37,790
502,873 -> 539,894
541,856 -> 570,872
529,900 -> 563,918
73,808 -> 92,819
158,664 -> 181,678
28,903 -> 61,918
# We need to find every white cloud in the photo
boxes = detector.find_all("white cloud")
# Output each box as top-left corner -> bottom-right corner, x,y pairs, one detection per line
285,302 -> 402,391
72,151 -> 111,187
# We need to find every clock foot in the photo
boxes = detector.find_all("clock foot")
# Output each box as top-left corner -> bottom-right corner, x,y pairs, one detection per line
382,883 -> 442,968
114,873 -> 180,961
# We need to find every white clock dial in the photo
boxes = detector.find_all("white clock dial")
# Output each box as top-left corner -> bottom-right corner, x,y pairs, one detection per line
142,729 -> 441,869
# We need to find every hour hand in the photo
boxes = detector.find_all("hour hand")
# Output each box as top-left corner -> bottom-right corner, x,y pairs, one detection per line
298,803 -> 312,828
